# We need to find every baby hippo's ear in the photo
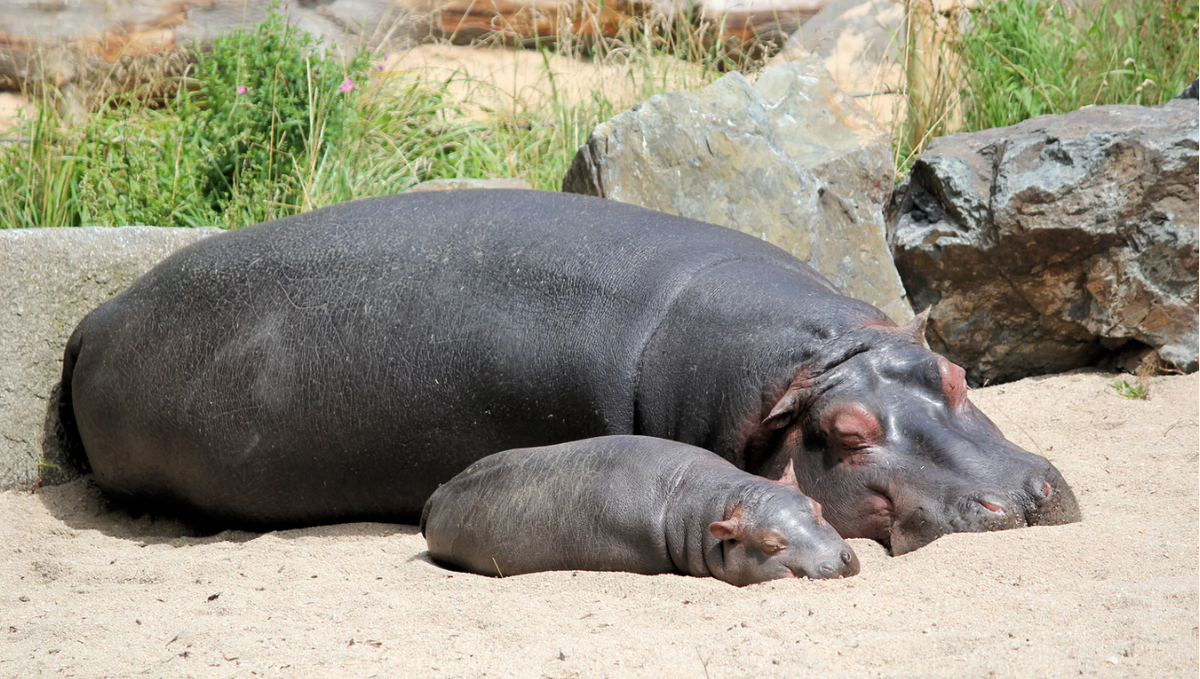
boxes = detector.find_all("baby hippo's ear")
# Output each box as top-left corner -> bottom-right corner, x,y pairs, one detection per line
708,505 -> 746,541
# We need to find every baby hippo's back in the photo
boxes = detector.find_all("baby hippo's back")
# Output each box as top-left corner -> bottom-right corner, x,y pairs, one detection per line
420,436 -> 859,585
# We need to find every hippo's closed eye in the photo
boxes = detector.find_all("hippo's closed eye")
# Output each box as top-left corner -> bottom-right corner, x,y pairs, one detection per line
822,403 -> 883,464
759,538 -> 786,555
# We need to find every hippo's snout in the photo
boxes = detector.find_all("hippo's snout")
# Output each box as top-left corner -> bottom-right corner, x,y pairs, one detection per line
965,464 -> 1082,534
887,462 -> 1083,555
834,548 -> 861,577
972,493 -> 1023,531
806,547 -> 860,579
1025,464 -> 1082,526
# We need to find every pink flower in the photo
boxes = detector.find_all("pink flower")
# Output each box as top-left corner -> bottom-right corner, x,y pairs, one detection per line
237,86 -> 247,94
340,78 -> 355,94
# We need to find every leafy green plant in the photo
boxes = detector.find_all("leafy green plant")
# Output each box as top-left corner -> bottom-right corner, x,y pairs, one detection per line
0,101 -> 79,228
960,0 -> 1197,128
185,9 -> 370,218
1112,377 -> 1147,399
0,5 -> 385,228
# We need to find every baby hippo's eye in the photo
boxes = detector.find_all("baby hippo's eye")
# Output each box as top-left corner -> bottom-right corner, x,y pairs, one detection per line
760,540 -> 785,555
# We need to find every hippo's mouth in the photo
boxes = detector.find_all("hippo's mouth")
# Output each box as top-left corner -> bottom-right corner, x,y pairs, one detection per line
834,484 -> 895,546
867,485 -> 896,541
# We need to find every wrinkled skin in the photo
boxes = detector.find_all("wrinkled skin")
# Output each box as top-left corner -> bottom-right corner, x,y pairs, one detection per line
61,190 -> 1080,554
421,436 -> 859,585
630,258 -> 1082,556
708,491 -> 861,585
749,326 -> 1081,555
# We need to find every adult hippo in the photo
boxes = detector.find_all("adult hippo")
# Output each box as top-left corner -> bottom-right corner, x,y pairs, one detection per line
60,190 -> 1081,554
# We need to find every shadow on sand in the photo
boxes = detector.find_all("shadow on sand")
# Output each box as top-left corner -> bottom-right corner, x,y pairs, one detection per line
36,477 -> 422,546
37,381 -> 421,547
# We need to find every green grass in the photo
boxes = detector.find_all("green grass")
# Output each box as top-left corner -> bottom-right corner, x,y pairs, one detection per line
0,7 -> 731,228
960,0 -> 1197,126
1,0 -> 1195,227
1,9 -> 455,228
895,0 -> 1198,172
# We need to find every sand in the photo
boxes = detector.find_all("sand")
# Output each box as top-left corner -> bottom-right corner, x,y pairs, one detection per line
1,370 -> 1196,678
378,43 -> 708,119
0,93 -> 34,136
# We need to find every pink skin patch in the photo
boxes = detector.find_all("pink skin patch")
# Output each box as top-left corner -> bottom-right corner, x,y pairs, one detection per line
979,499 -> 1005,514
938,357 -> 969,410
862,490 -> 896,528
832,489 -> 895,542
817,403 -> 894,541
821,403 -> 884,465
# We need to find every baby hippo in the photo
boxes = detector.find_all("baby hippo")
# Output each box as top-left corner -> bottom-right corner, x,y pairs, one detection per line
421,436 -> 859,586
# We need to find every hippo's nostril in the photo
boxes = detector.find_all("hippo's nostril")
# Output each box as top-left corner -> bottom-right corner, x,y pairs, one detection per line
979,499 -> 1006,514
820,564 -> 835,575
1026,465 -> 1082,526
836,549 -> 861,577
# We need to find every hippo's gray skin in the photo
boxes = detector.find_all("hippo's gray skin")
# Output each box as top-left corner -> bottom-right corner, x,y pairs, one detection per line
421,436 -> 859,585
60,190 -> 1081,554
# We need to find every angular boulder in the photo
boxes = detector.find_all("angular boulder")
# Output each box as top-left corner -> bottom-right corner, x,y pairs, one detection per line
769,0 -> 905,128
890,98 -> 1199,384
562,54 -> 913,322
0,227 -> 222,490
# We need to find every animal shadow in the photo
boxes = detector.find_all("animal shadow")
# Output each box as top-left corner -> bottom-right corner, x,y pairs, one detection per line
37,381 -> 421,546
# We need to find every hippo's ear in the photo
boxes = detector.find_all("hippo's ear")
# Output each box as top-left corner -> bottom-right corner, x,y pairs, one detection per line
772,459 -> 800,489
708,505 -> 746,542
763,391 -> 800,429
897,308 -> 930,345
762,373 -> 812,430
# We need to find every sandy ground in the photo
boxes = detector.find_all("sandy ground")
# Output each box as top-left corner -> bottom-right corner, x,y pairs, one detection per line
0,93 -> 34,135
378,43 -> 708,118
1,370 -> 1196,678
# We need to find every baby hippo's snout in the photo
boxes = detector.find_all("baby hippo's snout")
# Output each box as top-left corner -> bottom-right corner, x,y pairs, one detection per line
782,544 -> 859,583
710,495 -> 860,586
806,547 -> 860,580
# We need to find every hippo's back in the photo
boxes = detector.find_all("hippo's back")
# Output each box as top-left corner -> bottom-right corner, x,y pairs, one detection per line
63,190 -> 831,527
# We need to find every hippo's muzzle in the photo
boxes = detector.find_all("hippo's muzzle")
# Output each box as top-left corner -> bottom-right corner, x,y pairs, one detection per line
884,462 -> 1082,556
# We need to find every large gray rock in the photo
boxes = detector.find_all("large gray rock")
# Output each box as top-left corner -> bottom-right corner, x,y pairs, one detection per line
769,0 -> 904,127
0,227 -> 222,490
890,98 -> 1199,384
562,55 -> 913,323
